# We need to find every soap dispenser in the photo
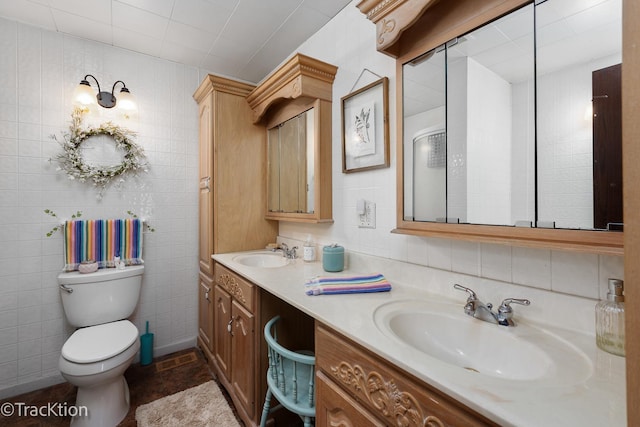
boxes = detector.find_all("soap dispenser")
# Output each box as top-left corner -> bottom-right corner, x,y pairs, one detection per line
595,279 -> 625,357
303,235 -> 316,262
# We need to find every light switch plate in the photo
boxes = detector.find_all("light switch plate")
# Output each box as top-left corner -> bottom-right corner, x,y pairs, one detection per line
358,201 -> 376,228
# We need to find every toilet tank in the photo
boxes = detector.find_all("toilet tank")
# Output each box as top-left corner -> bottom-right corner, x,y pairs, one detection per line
58,265 -> 144,328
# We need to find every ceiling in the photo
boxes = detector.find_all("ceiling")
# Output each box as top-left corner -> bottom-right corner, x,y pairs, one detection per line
0,0 -> 352,83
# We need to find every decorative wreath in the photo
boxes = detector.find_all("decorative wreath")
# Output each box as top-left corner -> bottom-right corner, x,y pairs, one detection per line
51,108 -> 148,198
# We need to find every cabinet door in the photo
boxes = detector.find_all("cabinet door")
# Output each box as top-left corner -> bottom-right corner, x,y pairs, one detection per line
316,371 -> 385,427
198,94 -> 214,276
198,274 -> 213,351
213,285 -> 232,382
231,300 -> 255,419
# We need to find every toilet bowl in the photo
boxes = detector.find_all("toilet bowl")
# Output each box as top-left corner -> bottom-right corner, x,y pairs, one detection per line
58,266 -> 144,427
59,320 -> 140,427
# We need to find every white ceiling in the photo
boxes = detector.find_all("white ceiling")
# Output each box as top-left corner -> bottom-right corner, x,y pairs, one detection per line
0,0 -> 352,83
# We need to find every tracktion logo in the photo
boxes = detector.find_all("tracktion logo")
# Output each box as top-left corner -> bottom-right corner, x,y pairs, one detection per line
1,401 -> 88,418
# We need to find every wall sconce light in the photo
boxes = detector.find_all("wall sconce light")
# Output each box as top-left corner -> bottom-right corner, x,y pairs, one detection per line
73,74 -> 137,112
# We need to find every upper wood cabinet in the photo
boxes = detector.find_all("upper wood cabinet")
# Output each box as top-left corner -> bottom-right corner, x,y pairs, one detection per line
247,54 -> 338,223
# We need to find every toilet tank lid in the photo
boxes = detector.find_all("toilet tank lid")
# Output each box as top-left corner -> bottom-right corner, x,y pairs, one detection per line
62,320 -> 138,363
58,265 -> 144,285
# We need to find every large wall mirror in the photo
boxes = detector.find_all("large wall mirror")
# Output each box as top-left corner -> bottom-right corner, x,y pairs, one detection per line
267,109 -> 315,214
399,0 -> 622,253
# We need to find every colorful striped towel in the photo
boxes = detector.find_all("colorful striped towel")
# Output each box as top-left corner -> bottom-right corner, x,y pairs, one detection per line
305,273 -> 392,296
63,219 -> 144,272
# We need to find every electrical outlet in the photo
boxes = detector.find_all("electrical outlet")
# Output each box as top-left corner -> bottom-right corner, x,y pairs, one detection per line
358,201 -> 376,228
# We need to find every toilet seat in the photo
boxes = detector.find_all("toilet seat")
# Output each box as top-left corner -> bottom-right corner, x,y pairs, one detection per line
62,320 -> 138,363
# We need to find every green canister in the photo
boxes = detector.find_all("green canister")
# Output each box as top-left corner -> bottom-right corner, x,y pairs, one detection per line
323,244 -> 344,272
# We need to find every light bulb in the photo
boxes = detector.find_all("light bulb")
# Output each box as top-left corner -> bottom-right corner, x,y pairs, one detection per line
73,82 -> 96,106
117,89 -> 137,112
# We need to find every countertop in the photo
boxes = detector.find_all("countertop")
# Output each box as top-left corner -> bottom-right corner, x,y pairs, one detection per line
212,250 -> 626,426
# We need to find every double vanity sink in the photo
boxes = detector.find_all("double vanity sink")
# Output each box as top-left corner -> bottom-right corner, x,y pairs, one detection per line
213,249 -> 625,426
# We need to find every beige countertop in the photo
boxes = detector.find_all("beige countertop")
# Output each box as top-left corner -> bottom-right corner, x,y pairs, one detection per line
212,250 -> 626,426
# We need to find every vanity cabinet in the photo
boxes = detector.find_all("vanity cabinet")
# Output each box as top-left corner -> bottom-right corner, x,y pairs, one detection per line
315,323 -> 499,427
210,261 -> 316,427
213,263 -> 258,422
193,75 -> 278,360
198,273 -> 214,350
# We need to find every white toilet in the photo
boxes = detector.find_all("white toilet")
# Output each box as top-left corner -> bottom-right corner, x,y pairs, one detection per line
58,265 -> 144,427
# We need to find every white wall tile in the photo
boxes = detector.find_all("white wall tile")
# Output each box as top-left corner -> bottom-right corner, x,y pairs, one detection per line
551,250 -> 599,298
0,17 -> 201,396
512,246 -> 552,289
480,243 -> 512,282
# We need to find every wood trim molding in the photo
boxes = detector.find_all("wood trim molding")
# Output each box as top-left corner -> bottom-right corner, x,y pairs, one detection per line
193,74 -> 255,103
623,0 -> 639,423
218,273 -> 247,305
246,53 -> 338,124
356,0 -> 439,54
330,360 -> 445,427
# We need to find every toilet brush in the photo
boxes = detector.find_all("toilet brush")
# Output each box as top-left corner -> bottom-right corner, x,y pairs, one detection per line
140,321 -> 154,366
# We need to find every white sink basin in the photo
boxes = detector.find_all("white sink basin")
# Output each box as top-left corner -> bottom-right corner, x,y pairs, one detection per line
232,252 -> 289,268
374,299 -> 592,384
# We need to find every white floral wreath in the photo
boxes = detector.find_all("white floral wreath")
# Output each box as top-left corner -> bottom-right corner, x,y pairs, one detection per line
51,108 -> 148,198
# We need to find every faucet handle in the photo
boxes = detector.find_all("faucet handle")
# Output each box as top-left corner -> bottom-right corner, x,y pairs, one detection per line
497,298 -> 530,325
499,298 -> 530,311
453,284 -> 477,301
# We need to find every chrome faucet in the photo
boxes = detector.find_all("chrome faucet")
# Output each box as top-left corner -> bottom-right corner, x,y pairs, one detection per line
271,243 -> 298,260
453,284 -> 530,326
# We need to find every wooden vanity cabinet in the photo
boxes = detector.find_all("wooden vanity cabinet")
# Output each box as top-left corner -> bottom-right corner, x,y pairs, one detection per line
193,74 -> 278,361
198,272 -> 214,351
213,263 -> 258,423
211,261 -> 316,427
315,323 -> 499,427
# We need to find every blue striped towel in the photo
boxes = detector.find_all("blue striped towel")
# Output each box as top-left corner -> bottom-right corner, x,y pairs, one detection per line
305,273 -> 392,295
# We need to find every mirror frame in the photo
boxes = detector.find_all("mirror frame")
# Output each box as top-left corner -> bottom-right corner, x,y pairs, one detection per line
375,0 -> 623,254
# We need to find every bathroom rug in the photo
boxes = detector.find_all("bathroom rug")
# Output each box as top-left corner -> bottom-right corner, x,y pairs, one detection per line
135,380 -> 241,427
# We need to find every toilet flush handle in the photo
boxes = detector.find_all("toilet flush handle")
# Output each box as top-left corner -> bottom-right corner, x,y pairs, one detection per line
59,284 -> 73,294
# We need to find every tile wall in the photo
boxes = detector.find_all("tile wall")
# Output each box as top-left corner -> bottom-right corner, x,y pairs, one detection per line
0,0 -> 626,400
280,1 -> 624,302
0,17 -> 203,398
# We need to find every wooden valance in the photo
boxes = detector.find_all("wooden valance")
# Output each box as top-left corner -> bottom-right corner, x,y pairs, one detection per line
246,53 -> 338,124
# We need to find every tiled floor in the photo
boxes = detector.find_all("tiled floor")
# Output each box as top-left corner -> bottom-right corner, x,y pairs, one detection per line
1,348 -> 238,426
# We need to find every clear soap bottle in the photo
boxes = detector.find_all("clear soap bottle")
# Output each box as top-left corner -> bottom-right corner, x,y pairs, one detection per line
595,278 -> 625,357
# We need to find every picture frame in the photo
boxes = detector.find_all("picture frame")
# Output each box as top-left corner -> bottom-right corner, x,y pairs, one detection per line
341,77 -> 389,173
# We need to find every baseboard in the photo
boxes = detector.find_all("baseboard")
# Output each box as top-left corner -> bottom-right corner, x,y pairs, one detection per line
0,336 -> 198,400
0,373 -> 66,400
150,336 -> 198,359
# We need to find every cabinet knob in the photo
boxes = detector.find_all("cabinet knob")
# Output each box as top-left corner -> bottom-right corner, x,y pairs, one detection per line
227,318 -> 234,335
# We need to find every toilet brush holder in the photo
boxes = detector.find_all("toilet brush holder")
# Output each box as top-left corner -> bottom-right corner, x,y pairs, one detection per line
140,321 -> 154,366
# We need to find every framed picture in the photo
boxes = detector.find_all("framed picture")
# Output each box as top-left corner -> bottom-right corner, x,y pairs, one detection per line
341,77 -> 389,173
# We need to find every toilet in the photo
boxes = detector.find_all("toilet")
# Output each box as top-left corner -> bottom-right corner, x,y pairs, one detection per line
58,265 -> 144,427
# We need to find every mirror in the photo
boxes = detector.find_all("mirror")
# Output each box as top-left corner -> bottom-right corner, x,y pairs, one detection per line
267,109 -> 315,214
536,0 -> 622,230
402,0 -> 622,231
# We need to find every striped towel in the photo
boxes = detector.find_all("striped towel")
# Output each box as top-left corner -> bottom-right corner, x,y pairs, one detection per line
63,219 -> 144,272
305,273 -> 392,296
